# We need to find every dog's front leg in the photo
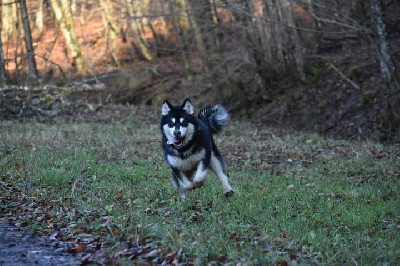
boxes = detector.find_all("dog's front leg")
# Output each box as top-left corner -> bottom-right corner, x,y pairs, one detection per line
192,161 -> 208,189
172,168 -> 193,199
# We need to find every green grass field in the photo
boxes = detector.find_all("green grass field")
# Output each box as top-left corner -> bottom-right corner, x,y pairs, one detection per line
0,110 -> 399,264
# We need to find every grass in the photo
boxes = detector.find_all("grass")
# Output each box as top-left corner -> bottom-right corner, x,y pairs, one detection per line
0,110 -> 399,264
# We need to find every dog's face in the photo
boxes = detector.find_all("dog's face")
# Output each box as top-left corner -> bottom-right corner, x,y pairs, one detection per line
161,99 -> 195,149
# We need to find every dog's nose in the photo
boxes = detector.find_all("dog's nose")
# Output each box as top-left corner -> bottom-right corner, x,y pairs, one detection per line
174,130 -> 181,137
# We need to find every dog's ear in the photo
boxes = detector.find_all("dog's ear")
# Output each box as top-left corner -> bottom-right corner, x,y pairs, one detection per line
162,100 -> 172,116
182,98 -> 194,114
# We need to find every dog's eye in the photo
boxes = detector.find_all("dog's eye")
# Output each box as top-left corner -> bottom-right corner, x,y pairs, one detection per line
181,120 -> 188,126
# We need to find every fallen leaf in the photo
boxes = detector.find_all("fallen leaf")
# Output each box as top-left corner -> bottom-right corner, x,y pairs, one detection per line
69,244 -> 87,253
281,228 -> 288,238
140,248 -> 159,259
315,220 -> 324,227
279,260 -> 288,266
114,192 -> 124,201
165,251 -> 178,262
274,237 -> 287,246
78,233 -> 93,238
42,228 -> 55,234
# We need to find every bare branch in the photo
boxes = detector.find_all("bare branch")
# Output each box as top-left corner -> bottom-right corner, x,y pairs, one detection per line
330,64 -> 360,91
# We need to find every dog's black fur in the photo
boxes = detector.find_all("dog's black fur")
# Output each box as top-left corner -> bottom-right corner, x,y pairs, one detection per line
161,99 -> 234,198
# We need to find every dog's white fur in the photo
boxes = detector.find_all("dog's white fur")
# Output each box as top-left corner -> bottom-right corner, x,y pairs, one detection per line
167,149 -> 206,171
161,99 -> 234,198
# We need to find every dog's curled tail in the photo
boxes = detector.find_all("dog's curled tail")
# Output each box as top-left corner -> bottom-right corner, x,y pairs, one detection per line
198,104 -> 230,134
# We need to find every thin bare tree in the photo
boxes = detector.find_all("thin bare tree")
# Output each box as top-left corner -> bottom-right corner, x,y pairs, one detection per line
171,0 -> 192,79
369,0 -> 399,137
369,0 -> 397,86
100,0 -> 121,66
1,0 -> 17,42
50,0 -> 88,71
19,0 -> 39,79
36,0 -> 44,35
126,0 -> 156,61
0,33 -> 7,87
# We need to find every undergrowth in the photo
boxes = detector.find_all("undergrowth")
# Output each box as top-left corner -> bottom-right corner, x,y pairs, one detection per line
0,115 -> 399,264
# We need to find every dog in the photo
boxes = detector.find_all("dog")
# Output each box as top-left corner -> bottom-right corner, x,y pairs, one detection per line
161,98 -> 234,198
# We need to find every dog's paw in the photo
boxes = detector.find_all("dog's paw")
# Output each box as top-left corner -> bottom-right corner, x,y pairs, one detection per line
224,190 -> 234,197
193,180 -> 205,188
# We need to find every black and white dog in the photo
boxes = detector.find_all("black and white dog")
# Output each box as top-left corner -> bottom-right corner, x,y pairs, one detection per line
161,98 -> 234,198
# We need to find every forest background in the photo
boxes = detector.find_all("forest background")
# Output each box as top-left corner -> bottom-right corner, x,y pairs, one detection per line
0,1 -> 399,264
0,0 -> 399,140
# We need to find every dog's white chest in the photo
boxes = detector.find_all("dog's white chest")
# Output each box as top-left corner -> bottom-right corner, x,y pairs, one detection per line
167,149 -> 205,171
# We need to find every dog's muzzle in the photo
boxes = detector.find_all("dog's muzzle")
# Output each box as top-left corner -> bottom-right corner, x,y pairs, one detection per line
167,136 -> 185,148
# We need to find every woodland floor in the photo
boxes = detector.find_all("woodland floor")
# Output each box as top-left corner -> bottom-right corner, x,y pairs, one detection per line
0,104 -> 399,265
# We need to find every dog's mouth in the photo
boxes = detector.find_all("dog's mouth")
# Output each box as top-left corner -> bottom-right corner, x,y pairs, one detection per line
174,138 -> 184,148
167,137 -> 185,148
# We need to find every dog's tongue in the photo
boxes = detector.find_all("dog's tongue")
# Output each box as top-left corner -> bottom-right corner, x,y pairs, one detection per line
167,136 -> 177,145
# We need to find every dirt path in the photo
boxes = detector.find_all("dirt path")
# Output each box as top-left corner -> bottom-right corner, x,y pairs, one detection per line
0,223 -> 81,266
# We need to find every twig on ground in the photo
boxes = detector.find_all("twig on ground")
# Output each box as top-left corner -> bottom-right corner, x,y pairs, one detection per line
330,63 -> 360,90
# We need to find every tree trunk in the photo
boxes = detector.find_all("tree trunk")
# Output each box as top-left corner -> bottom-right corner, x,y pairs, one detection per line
369,0 -> 399,139
126,0 -> 156,61
19,0 -> 38,79
263,0 -> 285,73
50,0 -> 87,71
257,0 -> 305,79
159,0 -> 173,38
100,0 -> 121,66
369,0 -> 397,84
185,0 -> 206,53
0,33 -> 7,87
1,0 -> 17,42
139,0 -> 161,53
285,0 -> 305,80
186,0 -> 216,50
171,0 -> 192,80
36,0 -> 44,34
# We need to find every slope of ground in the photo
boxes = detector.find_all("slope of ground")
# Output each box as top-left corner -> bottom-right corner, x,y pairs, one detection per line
0,106 -> 399,264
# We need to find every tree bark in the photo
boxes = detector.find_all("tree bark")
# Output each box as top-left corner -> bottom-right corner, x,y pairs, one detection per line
139,0 -> 161,53
186,0 -> 216,50
369,0 -> 397,85
0,33 -> 7,87
369,0 -> 399,139
285,0 -> 305,80
50,0 -> 87,71
171,0 -> 192,80
36,0 -> 44,34
19,0 -> 39,79
126,0 -> 156,61
185,0 -> 206,53
1,0 -> 17,42
100,0 -> 121,66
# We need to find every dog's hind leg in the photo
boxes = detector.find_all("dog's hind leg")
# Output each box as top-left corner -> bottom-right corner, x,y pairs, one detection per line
210,152 -> 234,197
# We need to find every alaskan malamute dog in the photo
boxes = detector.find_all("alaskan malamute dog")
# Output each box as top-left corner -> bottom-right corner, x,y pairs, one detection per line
161,98 -> 234,198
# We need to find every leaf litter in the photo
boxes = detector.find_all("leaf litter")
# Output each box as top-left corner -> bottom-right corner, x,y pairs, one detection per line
0,110 -> 399,264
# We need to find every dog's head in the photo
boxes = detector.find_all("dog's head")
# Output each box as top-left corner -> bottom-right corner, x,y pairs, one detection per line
161,98 -> 195,149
